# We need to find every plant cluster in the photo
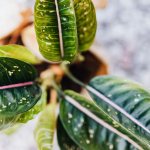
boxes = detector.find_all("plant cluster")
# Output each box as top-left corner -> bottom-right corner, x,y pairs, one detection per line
0,0 -> 149,150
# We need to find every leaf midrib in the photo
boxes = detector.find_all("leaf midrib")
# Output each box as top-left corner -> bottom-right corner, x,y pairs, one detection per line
54,0 -> 64,58
65,94 -> 150,150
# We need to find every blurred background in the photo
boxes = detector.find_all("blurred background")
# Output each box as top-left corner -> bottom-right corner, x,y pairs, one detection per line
0,0 -> 150,149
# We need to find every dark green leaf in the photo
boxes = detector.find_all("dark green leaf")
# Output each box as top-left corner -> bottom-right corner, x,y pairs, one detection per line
17,86 -> 47,123
0,57 -> 41,116
0,45 -> 40,64
60,90 -> 150,150
0,57 -> 42,131
0,57 -> 37,86
88,75 -> 150,150
57,117 -> 82,150
34,0 -> 96,62
1,87 -> 46,132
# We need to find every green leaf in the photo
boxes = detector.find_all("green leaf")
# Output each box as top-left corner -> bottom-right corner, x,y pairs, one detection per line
0,45 -> 40,64
17,86 -> 47,123
0,57 -> 37,86
1,87 -> 46,133
74,0 -> 97,51
88,75 -> 150,150
34,0 -> 97,62
60,90 -> 150,150
58,113 -> 135,150
34,103 -> 57,150
0,57 -> 41,116
57,117 -> 82,150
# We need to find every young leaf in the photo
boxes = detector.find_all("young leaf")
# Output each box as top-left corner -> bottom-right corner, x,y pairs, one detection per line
60,90 -> 150,150
34,0 -> 97,62
0,45 -> 40,64
0,57 -> 41,116
34,103 -> 57,150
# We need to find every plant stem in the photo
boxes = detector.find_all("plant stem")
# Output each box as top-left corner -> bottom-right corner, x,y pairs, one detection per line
60,62 -> 85,87
50,89 -> 57,105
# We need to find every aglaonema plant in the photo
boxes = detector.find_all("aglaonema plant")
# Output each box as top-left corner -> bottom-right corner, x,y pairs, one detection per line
0,0 -> 149,150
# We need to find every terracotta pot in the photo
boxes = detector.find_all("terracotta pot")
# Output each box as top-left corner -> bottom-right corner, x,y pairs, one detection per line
92,0 -> 108,9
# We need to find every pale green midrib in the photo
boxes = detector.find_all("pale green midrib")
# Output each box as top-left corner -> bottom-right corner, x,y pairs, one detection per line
54,0 -> 64,58
88,88 -> 150,149
93,102 -> 150,149
65,92 -> 150,150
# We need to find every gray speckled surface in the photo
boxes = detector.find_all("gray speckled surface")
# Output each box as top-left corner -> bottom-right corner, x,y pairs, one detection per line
94,0 -> 150,88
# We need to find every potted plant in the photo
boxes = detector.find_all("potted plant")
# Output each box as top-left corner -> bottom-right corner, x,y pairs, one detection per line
0,0 -> 149,150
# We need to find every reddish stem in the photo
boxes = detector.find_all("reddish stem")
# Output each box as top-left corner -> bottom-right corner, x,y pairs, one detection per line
0,81 -> 34,90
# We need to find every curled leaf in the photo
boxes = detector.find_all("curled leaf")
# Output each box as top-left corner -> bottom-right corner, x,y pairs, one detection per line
34,0 -> 97,62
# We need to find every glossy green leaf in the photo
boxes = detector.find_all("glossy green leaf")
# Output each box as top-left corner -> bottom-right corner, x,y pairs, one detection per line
60,90 -> 150,150
34,103 -> 57,150
0,85 -> 41,116
58,114 -> 135,150
74,0 -> 97,51
1,87 -> 46,132
57,117 -> 82,150
0,57 -> 37,86
88,75 -> 150,150
0,45 -> 40,64
0,57 -> 41,116
17,86 -> 47,123
34,0 -> 97,62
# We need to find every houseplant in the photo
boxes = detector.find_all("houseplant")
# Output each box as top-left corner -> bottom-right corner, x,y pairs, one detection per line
0,0 -> 149,150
